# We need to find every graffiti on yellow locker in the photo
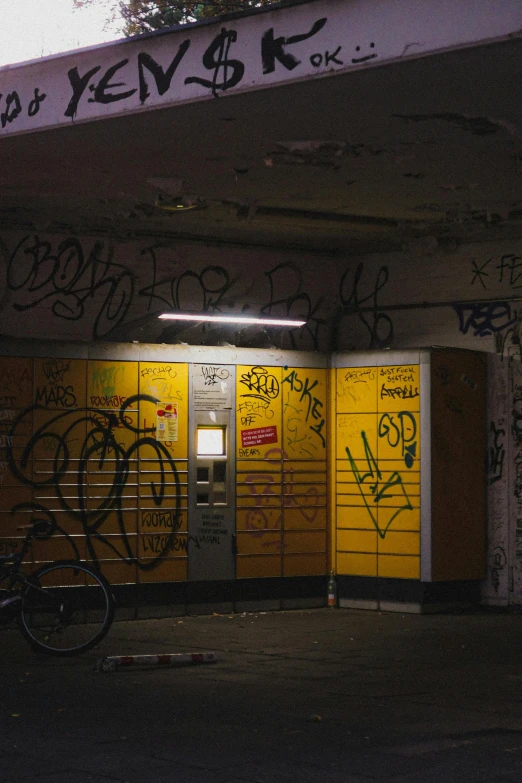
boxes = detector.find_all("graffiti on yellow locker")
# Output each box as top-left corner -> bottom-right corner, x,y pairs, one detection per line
7,394 -> 183,570
243,470 -> 281,548
35,359 -> 78,408
0,364 -> 31,401
238,397 -> 274,429
90,364 -> 127,408
379,365 -> 419,401
346,432 -> 412,539
378,411 -> 417,468
337,368 -> 376,405
244,447 -> 321,546
282,367 -> 326,455
239,366 -> 279,428
346,410 -> 417,538
141,533 -> 200,553
139,364 -> 183,402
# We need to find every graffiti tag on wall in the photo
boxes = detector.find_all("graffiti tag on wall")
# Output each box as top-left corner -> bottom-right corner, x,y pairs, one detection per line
7,394 -> 185,570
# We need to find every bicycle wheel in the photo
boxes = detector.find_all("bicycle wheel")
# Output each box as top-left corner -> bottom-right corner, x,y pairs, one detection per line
19,560 -> 115,656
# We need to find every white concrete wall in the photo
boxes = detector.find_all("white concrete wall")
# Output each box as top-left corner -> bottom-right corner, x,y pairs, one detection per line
2,231 -> 522,357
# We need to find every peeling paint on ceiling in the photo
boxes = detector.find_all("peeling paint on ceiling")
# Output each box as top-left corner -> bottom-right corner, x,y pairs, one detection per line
1,38 -> 522,254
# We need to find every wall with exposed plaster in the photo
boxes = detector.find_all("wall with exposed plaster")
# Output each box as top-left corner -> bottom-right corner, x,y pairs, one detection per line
2,231 -> 522,356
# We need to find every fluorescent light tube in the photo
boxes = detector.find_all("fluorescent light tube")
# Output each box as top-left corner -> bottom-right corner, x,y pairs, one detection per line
158,313 -> 306,327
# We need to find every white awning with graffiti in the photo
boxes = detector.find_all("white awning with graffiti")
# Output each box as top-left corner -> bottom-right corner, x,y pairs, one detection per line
0,0 -> 521,137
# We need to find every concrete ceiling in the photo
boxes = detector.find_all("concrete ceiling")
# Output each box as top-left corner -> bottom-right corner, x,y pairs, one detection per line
1,36 -> 522,254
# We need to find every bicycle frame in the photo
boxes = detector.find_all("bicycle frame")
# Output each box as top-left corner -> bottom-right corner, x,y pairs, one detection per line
0,526 -> 42,597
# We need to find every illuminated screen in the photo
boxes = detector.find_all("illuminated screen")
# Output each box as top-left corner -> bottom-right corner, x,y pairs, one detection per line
197,427 -> 225,456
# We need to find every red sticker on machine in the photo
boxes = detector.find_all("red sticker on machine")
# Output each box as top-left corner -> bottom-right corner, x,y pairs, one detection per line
241,426 -> 278,447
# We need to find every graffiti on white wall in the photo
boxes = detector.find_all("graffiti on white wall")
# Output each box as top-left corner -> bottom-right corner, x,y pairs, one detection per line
483,356 -> 509,603
6,232 -> 522,357
511,361 -> 522,603
1,0 -> 518,137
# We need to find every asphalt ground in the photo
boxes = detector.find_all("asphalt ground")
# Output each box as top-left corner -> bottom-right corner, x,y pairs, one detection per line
1,607 -> 522,782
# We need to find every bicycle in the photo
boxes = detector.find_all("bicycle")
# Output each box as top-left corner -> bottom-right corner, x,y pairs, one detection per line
0,521 -> 115,656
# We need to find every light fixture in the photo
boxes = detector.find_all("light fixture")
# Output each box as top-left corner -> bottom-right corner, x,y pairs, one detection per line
158,312 -> 306,327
